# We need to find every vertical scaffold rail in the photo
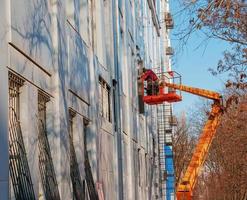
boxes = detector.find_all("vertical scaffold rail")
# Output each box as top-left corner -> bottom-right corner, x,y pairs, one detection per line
157,103 -> 166,198
164,103 -> 175,200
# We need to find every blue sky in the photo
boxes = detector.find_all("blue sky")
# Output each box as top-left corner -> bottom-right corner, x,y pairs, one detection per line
169,1 -> 230,114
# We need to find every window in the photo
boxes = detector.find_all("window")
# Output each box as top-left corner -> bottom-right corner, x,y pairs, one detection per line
8,72 -> 36,199
145,153 -> 148,186
68,110 -> 84,200
38,92 -> 49,129
112,79 -> 117,131
99,77 -> 111,122
83,120 -> 98,199
138,148 -> 141,186
133,144 -> 138,199
38,92 -> 60,200
137,61 -> 145,114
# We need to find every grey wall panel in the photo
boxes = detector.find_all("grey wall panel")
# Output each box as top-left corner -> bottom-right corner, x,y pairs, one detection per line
11,0 -> 53,72
9,47 -> 52,94
68,26 -> 90,103
20,85 -> 39,198
0,0 -> 173,199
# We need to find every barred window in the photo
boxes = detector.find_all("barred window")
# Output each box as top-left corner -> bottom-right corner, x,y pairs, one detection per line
99,77 -> 111,122
38,92 -> 49,129
145,153 -> 148,186
38,92 -> 61,200
8,72 -> 36,199
138,148 -> 141,186
68,110 -> 84,200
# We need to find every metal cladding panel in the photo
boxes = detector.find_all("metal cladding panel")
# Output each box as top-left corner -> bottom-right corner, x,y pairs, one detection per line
68,26 -> 90,103
166,176 -> 174,188
166,158 -> 175,174
165,145 -> 175,200
10,0 -> 53,72
164,145 -> 173,156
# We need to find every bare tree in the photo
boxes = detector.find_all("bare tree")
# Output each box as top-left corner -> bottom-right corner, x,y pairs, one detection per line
192,93 -> 247,200
174,0 -> 247,88
173,113 -> 197,186
174,91 -> 247,199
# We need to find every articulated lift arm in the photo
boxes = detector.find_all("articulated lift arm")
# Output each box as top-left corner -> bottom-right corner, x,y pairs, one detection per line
164,82 -> 223,200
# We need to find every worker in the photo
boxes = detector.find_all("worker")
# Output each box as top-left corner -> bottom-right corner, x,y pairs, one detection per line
141,68 -> 158,81
146,77 -> 153,95
141,68 -> 159,96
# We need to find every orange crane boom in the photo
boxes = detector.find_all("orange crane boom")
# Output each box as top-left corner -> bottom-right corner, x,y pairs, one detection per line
165,82 -> 221,101
163,82 -> 223,200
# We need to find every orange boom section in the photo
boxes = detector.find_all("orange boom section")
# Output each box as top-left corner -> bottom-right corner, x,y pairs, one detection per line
164,82 -> 221,101
176,103 -> 222,200
163,82 -> 223,200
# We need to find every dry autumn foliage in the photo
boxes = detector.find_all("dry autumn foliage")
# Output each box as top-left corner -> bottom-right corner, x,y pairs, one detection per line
173,93 -> 247,199
173,0 -> 247,198
193,95 -> 247,200
173,112 -> 198,187
175,0 -> 247,89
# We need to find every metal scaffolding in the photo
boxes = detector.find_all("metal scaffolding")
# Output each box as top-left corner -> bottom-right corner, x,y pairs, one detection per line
157,102 -> 175,200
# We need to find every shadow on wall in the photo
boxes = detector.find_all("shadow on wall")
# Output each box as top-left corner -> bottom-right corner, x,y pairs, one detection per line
11,0 -> 53,91
10,0 -> 100,197
68,25 -> 90,102
11,0 -> 53,60
10,0 -> 69,151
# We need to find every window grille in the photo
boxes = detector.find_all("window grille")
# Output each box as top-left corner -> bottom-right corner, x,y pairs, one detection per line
99,80 -> 103,116
99,77 -> 111,122
69,110 -> 84,200
84,123 -> 99,200
8,72 -> 36,200
133,145 -> 138,200
37,92 -> 60,200
84,152 -> 99,200
137,148 -> 141,186
145,153 -> 148,186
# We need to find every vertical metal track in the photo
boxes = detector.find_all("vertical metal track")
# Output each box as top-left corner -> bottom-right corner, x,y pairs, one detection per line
8,72 -> 36,200
164,104 -> 175,200
157,103 -> 175,199
37,92 -> 60,200
69,111 -> 84,200
157,103 -> 167,198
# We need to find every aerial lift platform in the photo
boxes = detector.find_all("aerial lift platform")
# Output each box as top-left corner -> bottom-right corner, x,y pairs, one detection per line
140,70 -> 223,200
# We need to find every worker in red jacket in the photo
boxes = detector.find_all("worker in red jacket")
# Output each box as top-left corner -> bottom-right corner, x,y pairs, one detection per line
141,68 -> 158,81
141,68 -> 159,96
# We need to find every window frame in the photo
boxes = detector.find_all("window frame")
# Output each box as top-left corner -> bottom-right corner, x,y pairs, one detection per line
99,77 -> 111,122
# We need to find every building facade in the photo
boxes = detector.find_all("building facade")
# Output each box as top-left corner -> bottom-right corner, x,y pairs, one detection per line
0,0 -> 174,199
